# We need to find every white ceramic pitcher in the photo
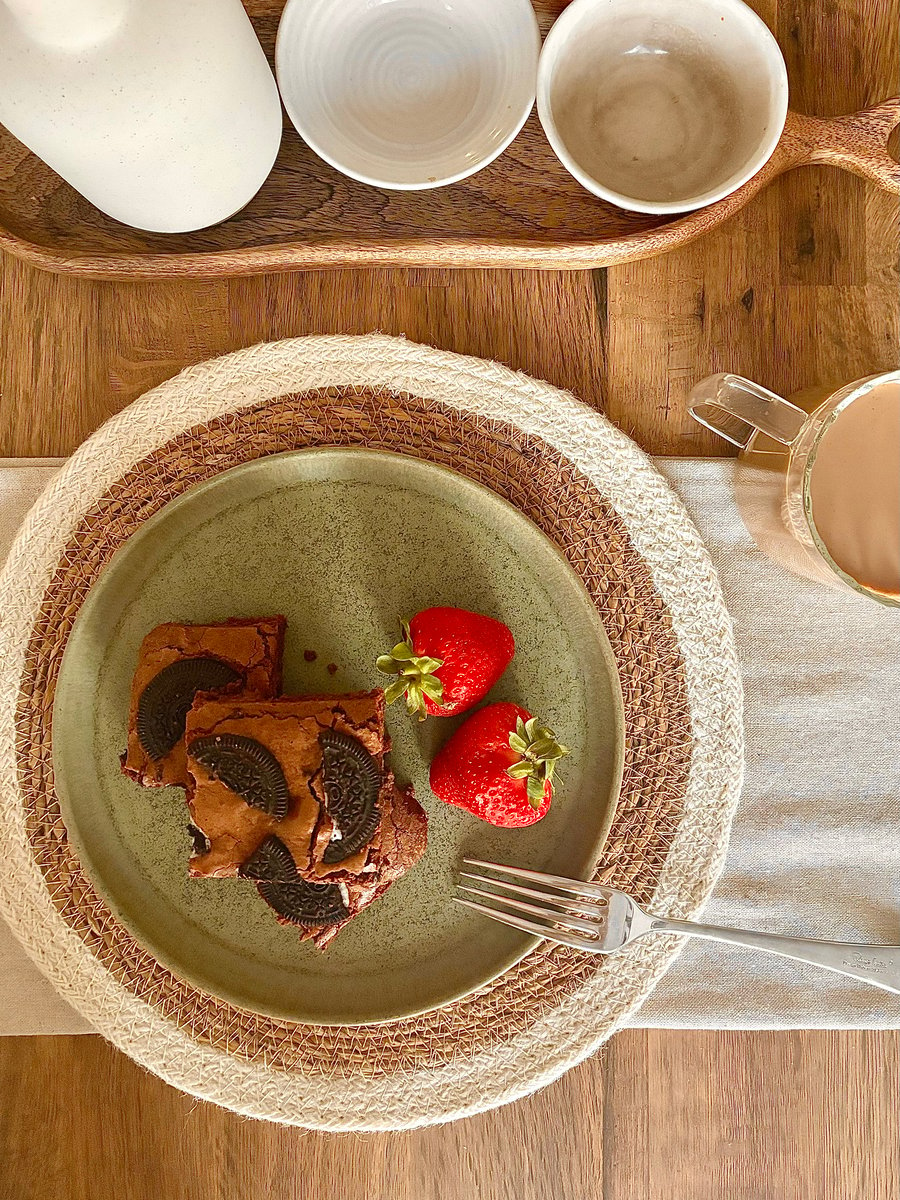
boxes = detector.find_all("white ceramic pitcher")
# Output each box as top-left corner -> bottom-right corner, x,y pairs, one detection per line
0,0 -> 283,233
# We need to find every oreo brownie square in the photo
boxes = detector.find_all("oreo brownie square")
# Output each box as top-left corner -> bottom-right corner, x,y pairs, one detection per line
122,617 -> 286,789
184,690 -> 427,949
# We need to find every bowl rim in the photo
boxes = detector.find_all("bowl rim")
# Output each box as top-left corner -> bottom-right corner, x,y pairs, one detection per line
274,0 -> 541,191
536,0 -> 790,215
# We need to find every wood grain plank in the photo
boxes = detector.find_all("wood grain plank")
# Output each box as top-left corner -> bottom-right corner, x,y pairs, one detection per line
0,262 -> 612,456
0,1033 -> 607,1200
603,1031 -> 900,1200
776,0 -> 900,288
603,190 -> 784,455
1,1031 -> 897,1199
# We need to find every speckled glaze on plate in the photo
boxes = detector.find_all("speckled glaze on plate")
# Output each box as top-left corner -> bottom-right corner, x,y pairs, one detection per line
53,449 -> 624,1025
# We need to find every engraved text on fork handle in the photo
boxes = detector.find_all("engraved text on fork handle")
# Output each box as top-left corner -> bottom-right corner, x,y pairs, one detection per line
640,917 -> 900,994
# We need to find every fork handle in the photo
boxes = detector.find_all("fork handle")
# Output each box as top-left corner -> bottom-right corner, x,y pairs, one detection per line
647,918 -> 900,993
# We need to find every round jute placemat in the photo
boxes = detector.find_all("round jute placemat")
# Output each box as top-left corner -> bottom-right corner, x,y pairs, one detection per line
0,335 -> 743,1130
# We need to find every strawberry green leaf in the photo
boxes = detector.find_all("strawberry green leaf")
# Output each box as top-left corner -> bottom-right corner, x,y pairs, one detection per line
376,620 -> 445,719
526,776 -> 545,806
506,716 -> 570,807
529,739 -> 559,758
384,678 -> 409,705
375,655 -> 404,675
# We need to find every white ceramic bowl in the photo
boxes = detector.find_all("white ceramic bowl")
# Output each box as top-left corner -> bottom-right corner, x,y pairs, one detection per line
276,0 -> 540,191
537,0 -> 789,214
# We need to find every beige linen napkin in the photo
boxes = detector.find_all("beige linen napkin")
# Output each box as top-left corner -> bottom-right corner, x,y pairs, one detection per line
0,462 -> 94,1033
0,459 -> 898,1035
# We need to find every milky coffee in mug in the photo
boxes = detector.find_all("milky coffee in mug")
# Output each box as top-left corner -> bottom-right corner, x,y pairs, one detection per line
690,371 -> 900,606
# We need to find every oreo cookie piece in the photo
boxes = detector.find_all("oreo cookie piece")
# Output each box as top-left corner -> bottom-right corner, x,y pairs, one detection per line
190,734 -> 290,821
257,877 -> 350,927
136,656 -> 242,760
239,834 -> 349,927
319,729 -> 382,863
239,834 -> 298,883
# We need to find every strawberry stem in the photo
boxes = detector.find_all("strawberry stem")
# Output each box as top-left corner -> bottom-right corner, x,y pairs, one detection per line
375,621 -> 444,720
506,716 -> 569,807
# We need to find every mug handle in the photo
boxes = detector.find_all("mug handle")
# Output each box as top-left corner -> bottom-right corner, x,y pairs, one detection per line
689,374 -> 808,450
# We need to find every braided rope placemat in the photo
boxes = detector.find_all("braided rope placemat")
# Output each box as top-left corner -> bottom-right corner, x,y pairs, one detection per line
0,335 -> 743,1129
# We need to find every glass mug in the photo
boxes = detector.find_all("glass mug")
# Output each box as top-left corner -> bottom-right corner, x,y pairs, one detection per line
690,369 -> 900,607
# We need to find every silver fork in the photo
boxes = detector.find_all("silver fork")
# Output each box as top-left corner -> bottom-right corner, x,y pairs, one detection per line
456,859 -> 900,994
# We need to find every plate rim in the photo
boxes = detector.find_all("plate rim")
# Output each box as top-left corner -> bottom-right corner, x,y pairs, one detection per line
51,444 -> 625,1025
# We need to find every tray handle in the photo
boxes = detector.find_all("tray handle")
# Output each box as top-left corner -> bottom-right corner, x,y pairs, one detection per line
783,98 -> 900,193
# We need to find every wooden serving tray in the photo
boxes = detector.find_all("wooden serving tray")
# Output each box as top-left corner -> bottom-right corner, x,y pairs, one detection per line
0,1 -> 897,279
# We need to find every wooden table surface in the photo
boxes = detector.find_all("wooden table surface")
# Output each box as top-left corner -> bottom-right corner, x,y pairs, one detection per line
1,1 -> 899,1196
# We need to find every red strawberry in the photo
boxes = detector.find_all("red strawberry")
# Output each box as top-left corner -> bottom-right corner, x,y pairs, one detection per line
429,702 -> 568,828
376,607 -> 514,719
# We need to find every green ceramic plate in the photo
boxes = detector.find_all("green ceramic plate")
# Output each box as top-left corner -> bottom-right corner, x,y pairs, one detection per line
53,449 -> 624,1025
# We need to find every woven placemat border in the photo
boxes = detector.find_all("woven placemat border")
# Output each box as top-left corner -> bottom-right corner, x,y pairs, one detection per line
0,336 -> 743,1129
19,386 -> 689,1074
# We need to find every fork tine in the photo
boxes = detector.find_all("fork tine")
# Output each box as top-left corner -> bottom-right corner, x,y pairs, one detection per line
456,883 -> 605,936
462,858 -> 612,901
454,897 -> 605,954
459,870 -> 608,913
